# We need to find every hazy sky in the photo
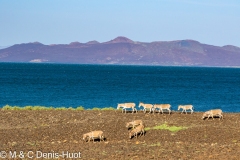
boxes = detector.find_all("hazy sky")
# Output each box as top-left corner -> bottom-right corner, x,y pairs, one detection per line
1,0 -> 240,47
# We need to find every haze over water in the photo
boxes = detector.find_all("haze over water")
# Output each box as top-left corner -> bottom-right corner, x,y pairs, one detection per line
0,63 -> 240,112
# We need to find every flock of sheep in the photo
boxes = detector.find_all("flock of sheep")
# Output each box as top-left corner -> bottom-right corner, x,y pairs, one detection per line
82,102 -> 223,142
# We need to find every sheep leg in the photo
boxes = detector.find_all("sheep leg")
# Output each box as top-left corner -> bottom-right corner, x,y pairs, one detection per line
87,136 -> 91,142
207,114 -> 210,120
219,114 -> 222,120
100,135 -> 104,142
142,130 -> 145,136
133,132 -> 136,138
211,114 -> 214,120
181,109 -> 184,114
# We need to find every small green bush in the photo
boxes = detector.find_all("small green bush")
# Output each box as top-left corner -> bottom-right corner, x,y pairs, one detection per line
147,123 -> 187,132
75,106 -> 84,111
55,107 -> 68,110
144,127 -> 151,131
92,107 -> 101,110
2,105 -> 12,110
67,107 -> 74,110
23,106 -> 33,110
101,107 -> 115,111
11,106 -> 22,110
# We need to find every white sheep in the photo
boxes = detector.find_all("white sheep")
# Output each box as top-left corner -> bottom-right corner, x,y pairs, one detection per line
178,105 -> 194,114
138,102 -> 154,114
202,109 -> 223,120
126,120 -> 143,129
83,130 -> 104,142
129,124 -> 145,139
117,103 -> 137,113
153,104 -> 171,114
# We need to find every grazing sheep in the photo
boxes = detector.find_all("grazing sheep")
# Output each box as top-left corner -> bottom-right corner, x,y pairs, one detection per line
126,120 -> 143,129
178,105 -> 194,114
83,130 -> 104,142
202,109 -> 223,120
129,124 -> 145,139
117,103 -> 137,114
153,104 -> 171,114
138,102 -> 154,114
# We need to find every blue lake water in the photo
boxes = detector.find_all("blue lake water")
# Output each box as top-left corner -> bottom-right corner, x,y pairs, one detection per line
0,63 -> 240,112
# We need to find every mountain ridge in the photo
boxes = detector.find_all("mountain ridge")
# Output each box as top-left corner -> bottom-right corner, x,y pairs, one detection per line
1,36 -> 240,66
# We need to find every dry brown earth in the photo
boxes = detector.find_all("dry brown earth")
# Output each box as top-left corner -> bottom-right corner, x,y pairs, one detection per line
0,110 -> 240,159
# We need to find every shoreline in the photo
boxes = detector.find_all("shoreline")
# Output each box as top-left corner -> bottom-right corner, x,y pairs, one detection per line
1,62 -> 240,68
1,105 -> 240,113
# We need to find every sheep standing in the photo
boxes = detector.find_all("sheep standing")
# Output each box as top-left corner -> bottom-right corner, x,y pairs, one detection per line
129,124 -> 145,139
202,109 -> 223,120
153,104 -> 171,114
138,102 -> 154,114
126,120 -> 143,129
178,105 -> 194,114
117,103 -> 137,113
83,130 -> 104,142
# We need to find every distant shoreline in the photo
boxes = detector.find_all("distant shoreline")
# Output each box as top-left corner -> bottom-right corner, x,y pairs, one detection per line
1,105 -> 239,113
1,61 -> 240,68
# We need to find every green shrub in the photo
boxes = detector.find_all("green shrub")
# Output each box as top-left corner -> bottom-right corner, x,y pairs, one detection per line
75,106 -> 84,111
101,107 -> 115,111
12,106 -> 22,110
23,106 -> 34,110
1,105 -> 54,110
147,123 -> 187,132
2,105 -> 13,110
67,107 -> 74,110
144,127 -> 151,131
55,107 -> 68,110
92,107 -> 101,110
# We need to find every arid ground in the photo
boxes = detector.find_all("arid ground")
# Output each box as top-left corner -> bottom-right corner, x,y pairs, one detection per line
0,109 -> 240,160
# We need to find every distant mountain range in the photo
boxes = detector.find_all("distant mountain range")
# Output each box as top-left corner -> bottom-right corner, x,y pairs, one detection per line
1,36 -> 240,67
